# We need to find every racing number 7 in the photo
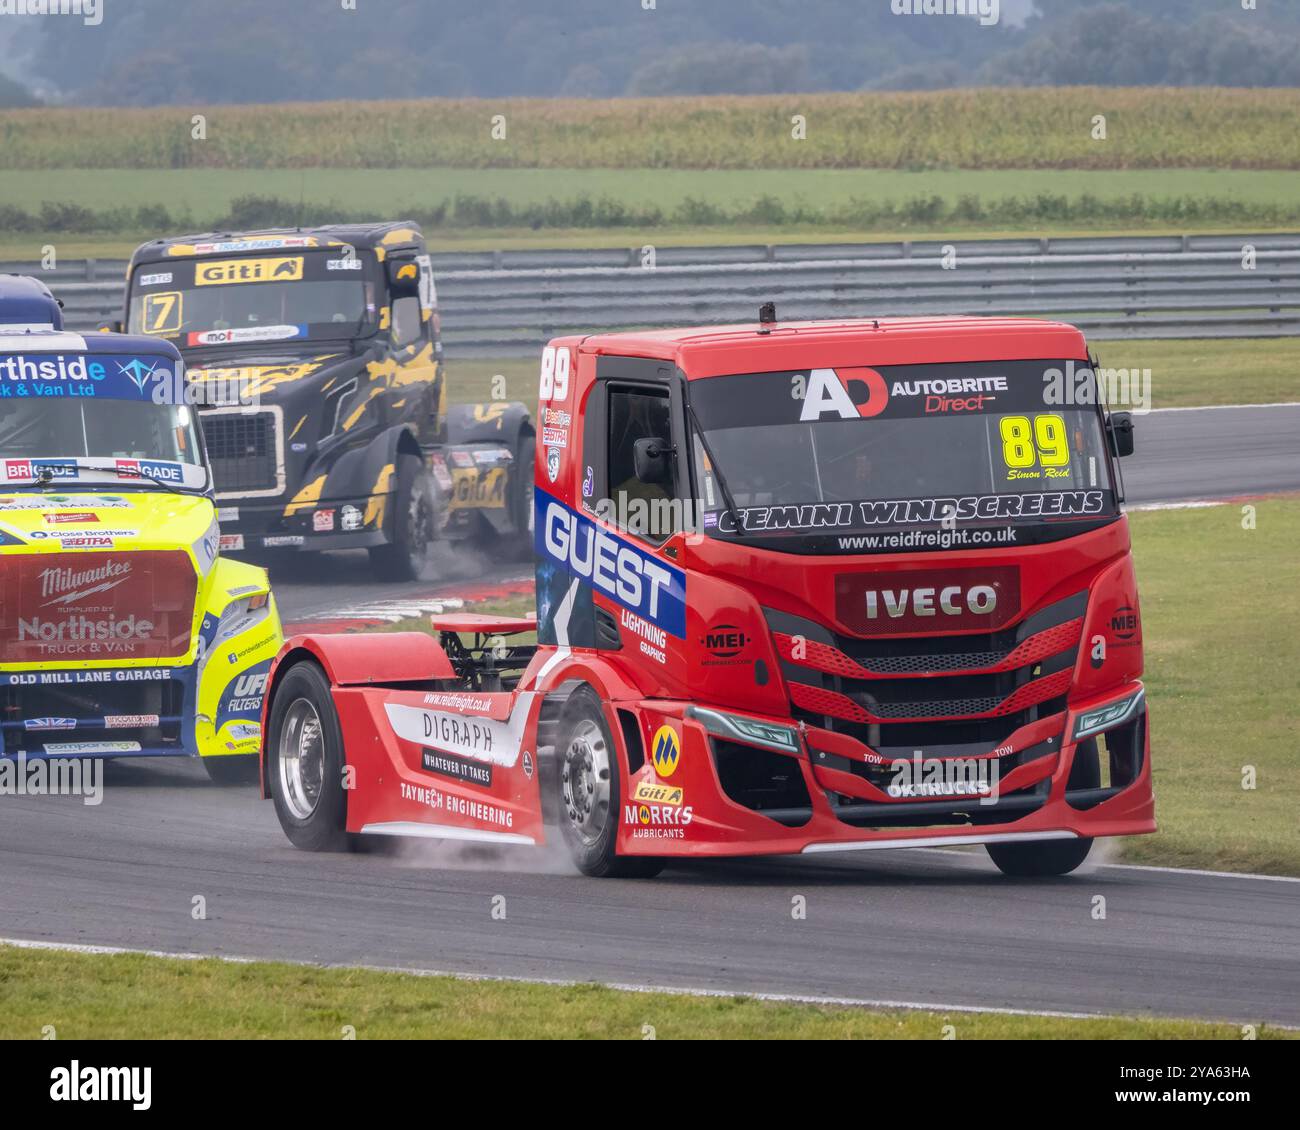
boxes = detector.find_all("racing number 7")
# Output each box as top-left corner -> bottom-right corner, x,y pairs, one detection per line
142,291 -> 183,335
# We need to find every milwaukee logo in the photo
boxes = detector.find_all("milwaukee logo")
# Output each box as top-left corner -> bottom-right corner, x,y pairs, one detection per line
39,560 -> 132,604
865,584 -> 998,620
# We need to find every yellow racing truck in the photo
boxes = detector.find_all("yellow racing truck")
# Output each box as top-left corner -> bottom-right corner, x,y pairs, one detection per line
0,317 -> 282,783
113,223 -> 534,580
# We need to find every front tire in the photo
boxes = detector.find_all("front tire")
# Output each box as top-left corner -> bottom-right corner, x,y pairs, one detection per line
555,686 -> 663,879
368,453 -> 436,582
986,837 -> 1094,877
266,661 -> 349,852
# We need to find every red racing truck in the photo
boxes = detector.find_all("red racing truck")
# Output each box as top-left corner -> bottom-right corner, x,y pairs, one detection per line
258,313 -> 1152,877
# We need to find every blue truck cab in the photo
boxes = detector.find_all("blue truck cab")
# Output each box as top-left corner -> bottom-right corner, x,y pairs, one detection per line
0,275 -> 64,332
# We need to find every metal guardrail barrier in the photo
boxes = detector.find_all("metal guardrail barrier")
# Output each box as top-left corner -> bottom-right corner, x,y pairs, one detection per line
8,232 -> 1300,356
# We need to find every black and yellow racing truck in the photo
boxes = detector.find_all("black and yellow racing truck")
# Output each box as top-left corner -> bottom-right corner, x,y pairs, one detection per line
112,223 -> 533,581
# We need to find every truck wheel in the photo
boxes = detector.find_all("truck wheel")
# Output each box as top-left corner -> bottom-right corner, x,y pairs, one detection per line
368,454 -> 435,582
555,685 -> 664,879
986,837 -> 1094,877
267,661 -> 348,852
203,754 -> 260,785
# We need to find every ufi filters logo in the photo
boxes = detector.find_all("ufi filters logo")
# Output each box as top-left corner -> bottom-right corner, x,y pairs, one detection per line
50,1061 -> 150,1110
195,256 -> 304,286
0,1 -> 103,27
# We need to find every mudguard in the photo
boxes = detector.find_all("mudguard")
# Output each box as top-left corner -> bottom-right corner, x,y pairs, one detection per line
194,556 -> 282,759
446,401 -> 532,453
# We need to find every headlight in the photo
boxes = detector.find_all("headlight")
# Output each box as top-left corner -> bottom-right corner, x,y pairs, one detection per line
213,593 -> 272,647
1072,689 -> 1144,741
686,706 -> 800,754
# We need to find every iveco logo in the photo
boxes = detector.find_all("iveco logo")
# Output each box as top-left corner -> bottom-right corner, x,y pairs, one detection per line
865,584 -> 998,620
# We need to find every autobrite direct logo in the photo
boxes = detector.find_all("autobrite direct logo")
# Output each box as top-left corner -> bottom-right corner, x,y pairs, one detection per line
0,0 -> 103,26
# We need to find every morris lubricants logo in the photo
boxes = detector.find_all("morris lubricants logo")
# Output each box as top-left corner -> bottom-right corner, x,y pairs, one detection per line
650,724 -> 681,778
195,257 -> 304,287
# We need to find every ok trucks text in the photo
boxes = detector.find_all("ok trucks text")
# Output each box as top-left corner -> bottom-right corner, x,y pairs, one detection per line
259,313 -> 1152,878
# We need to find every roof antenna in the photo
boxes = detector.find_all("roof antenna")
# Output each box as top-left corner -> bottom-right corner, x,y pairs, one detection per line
758,301 -> 776,335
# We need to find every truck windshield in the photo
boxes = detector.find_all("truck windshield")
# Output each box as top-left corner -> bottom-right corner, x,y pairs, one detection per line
0,349 -> 208,492
688,360 -> 1118,554
127,251 -> 374,349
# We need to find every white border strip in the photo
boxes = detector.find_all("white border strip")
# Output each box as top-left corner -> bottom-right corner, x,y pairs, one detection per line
802,830 -> 1077,855
1147,401 -> 1300,414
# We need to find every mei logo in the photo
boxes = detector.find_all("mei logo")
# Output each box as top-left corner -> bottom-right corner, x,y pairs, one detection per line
799,368 -> 889,421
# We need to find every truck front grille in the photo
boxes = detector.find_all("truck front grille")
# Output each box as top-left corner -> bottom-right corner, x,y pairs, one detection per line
764,592 -> 1086,827
202,410 -> 281,495
0,677 -> 185,756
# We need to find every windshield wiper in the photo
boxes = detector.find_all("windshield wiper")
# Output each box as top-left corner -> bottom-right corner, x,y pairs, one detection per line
686,400 -> 746,538
35,462 -> 193,495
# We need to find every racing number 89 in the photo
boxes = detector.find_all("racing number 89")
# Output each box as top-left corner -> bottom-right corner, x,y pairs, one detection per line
539,346 -> 570,402
999,413 -> 1069,469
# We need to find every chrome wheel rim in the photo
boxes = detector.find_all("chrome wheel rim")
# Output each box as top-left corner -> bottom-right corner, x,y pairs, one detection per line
560,718 -> 611,847
278,698 -> 325,820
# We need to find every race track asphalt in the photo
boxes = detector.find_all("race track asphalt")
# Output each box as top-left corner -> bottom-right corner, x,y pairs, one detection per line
2,403 -> 1297,1028
1,758 -> 1297,1025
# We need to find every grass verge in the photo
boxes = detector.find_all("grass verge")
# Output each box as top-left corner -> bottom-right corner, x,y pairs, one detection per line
1125,498 -> 1300,874
0,946 -> 1289,1040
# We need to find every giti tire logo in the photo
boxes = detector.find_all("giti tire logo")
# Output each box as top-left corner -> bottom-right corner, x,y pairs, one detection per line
800,367 -> 889,421
195,257 -> 304,286
650,724 -> 681,778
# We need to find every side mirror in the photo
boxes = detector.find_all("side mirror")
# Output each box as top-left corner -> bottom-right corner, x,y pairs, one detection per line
1107,412 -> 1135,458
97,320 -> 123,334
386,257 -> 421,298
633,437 -> 672,484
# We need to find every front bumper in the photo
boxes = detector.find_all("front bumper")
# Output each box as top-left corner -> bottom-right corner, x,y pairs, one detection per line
216,494 -> 391,554
615,686 -> 1154,857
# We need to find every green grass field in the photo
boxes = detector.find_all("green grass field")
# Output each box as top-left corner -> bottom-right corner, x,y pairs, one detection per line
9,167 -> 1300,216
1125,498 -> 1300,874
4,88 -> 1299,170
0,947 -> 1289,1040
